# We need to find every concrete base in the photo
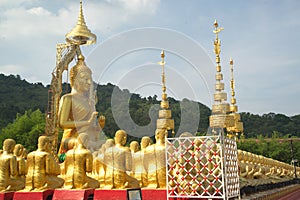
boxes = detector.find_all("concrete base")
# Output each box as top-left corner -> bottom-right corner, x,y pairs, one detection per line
13,190 -> 54,200
0,192 -> 14,200
53,189 -> 94,200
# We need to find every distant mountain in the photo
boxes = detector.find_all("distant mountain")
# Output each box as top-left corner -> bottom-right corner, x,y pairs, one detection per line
0,73 -> 299,138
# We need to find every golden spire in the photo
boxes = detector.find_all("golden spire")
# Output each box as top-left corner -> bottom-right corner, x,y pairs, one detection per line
209,20 -> 231,131
213,19 -> 226,104
66,0 -> 96,45
159,50 -> 169,109
156,50 -> 174,137
230,58 -> 238,113
227,58 -> 244,137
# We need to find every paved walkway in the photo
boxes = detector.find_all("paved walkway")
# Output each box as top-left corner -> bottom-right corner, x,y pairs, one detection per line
277,187 -> 300,200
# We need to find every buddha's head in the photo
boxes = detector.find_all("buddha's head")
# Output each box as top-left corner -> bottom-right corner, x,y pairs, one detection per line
115,130 -> 127,146
70,55 -> 92,94
130,141 -> 139,153
3,139 -> 16,153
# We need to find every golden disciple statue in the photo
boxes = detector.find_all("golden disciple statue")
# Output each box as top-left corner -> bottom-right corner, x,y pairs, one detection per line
0,139 -> 24,191
63,133 -> 99,189
26,136 -> 64,191
58,55 -> 105,155
103,130 -> 139,189
13,144 -> 26,189
144,128 -> 167,188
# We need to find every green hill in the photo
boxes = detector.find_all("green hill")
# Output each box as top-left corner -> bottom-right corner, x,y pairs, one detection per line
1,73 -> 300,139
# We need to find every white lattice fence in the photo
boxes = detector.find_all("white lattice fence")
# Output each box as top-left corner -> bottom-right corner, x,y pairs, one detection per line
166,135 -> 240,199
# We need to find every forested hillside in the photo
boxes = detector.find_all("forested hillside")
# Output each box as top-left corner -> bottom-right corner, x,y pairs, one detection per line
1,73 -> 300,139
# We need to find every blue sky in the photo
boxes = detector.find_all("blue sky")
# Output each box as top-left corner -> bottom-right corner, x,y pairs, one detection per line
0,0 -> 299,116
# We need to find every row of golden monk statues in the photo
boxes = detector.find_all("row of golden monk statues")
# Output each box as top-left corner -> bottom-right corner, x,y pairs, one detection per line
238,150 -> 300,188
1,130 -> 299,193
0,128 -> 168,191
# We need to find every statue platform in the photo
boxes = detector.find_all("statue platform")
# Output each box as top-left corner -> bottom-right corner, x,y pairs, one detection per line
53,189 -> 94,200
13,190 -> 54,200
0,191 -> 14,200
94,188 -> 167,200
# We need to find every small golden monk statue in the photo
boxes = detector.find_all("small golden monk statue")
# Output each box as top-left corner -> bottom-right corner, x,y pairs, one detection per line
26,136 -> 64,191
144,128 -> 167,188
0,139 -> 24,191
58,54 -> 105,154
63,133 -> 99,189
103,130 -> 139,189
93,139 -> 115,187
13,144 -> 26,188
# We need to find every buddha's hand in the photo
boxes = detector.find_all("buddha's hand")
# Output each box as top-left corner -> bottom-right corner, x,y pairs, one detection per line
98,115 -> 106,128
88,112 -> 99,124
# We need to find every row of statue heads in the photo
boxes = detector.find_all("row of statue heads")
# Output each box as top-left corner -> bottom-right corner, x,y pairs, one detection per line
0,127 -> 169,191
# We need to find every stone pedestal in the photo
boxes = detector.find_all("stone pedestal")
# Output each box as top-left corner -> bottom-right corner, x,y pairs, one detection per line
53,189 -> 94,200
13,190 -> 54,200
0,192 -> 14,200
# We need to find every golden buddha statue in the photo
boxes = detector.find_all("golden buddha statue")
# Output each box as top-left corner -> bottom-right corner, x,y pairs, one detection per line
58,54 -> 105,155
13,144 -> 26,189
144,128 -> 167,188
103,130 -> 139,189
0,139 -> 24,191
26,136 -> 64,191
63,133 -> 99,189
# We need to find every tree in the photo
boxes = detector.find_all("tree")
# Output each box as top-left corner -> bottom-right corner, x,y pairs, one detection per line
0,109 -> 45,152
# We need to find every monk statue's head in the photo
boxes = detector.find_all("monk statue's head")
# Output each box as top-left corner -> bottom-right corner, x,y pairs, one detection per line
155,128 -> 167,143
14,144 -> 24,157
115,130 -> 127,146
38,136 -> 50,151
70,55 -> 92,92
141,136 -> 151,150
3,139 -> 16,153
130,141 -> 139,153
77,133 -> 89,148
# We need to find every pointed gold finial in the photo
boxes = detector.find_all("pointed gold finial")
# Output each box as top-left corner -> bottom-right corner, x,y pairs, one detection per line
66,0 -> 96,45
159,50 -> 168,109
156,50 -> 174,137
230,58 -> 238,113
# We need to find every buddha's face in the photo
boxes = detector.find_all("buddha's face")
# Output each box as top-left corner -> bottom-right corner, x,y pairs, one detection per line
74,71 -> 92,93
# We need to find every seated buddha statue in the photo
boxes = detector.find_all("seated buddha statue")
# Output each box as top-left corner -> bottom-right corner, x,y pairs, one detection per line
103,130 -> 139,189
58,54 -> 105,155
144,128 -> 168,188
63,133 -> 99,189
26,136 -> 64,190
0,139 -> 24,191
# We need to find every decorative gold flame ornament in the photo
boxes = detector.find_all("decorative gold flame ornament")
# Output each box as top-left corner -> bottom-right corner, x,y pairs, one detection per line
156,50 -> 175,137
65,0 -> 96,45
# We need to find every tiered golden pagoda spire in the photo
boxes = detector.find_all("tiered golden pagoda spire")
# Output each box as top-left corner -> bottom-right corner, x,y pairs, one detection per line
65,0 -> 96,45
227,58 -> 244,137
209,20 -> 232,130
156,51 -> 175,137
